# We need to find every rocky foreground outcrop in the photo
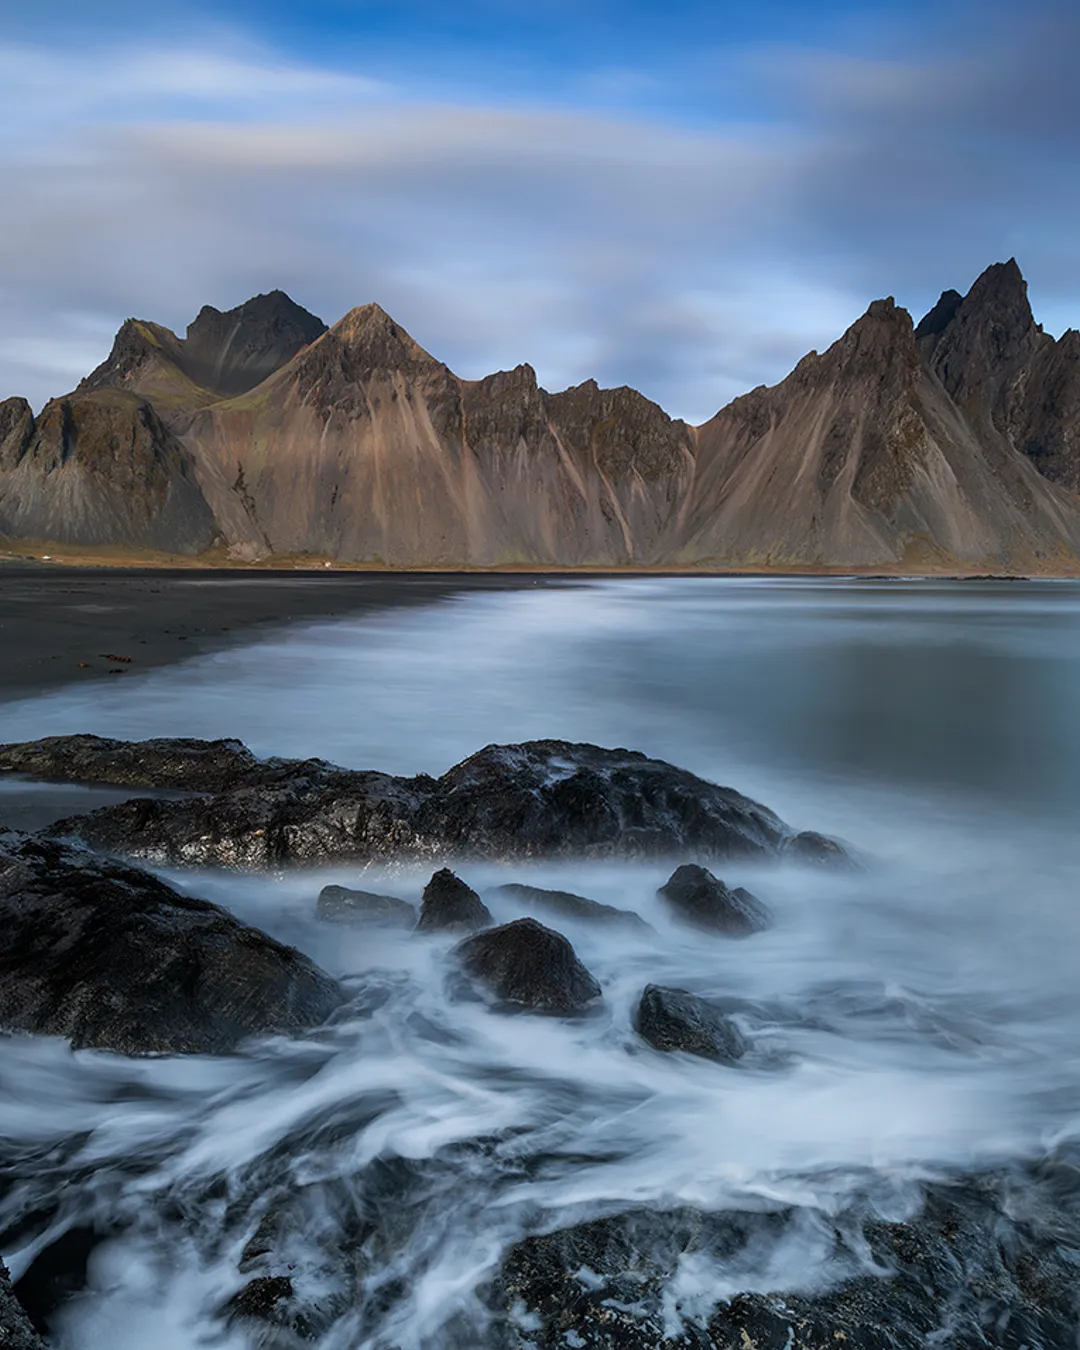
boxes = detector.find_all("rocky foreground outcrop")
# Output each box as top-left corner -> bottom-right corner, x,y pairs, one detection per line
2,732 -> 1079,1347
0,735 -> 831,868
0,831 -> 342,1054
492,1173 -> 1080,1349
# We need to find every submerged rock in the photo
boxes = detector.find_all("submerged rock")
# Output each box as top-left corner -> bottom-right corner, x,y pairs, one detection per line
634,984 -> 747,1064
492,1179 -> 1080,1349
783,830 -> 854,867
452,917 -> 602,1014
488,882 -> 651,932
416,869 -> 493,934
1,735 -> 841,868
0,1258 -> 45,1350
316,884 -> 416,928
657,864 -> 772,936
0,831 -> 342,1054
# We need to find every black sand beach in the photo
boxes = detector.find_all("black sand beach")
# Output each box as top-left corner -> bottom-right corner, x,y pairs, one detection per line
0,566 -> 550,702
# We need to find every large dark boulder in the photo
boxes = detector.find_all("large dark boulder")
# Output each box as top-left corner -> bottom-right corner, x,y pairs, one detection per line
415,742 -> 787,860
488,882 -> 651,932
0,1258 -> 45,1350
316,884 -> 416,928
657,864 -> 772,936
2,736 -> 838,869
416,869 -> 493,934
634,985 -> 747,1064
0,831 -> 342,1054
452,918 -> 602,1014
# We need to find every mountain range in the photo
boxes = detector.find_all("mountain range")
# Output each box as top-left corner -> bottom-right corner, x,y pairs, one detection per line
1,260 -> 1078,570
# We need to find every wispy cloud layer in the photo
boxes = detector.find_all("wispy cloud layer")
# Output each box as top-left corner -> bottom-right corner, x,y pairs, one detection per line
1,2 -> 1077,421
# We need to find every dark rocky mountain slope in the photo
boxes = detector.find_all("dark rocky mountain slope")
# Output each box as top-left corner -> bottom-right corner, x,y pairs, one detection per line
2,261 -> 1078,568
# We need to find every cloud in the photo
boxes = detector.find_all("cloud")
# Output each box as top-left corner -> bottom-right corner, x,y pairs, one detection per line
0,2 -> 1077,423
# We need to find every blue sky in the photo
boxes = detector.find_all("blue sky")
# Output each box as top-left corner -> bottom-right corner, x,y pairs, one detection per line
0,0 -> 1076,420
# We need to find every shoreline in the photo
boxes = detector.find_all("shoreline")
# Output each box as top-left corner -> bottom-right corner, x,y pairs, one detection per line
4,540 -> 1080,580
0,564 -> 1074,708
0,569 -> 555,705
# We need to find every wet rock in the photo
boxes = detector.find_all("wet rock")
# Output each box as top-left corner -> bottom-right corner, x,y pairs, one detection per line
0,831 -> 342,1054
0,733 -> 263,792
488,882 -> 651,932
634,985 -> 747,1064
47,760 -> 433,869
0,1257 -> 45,1350
658,864 -> 772,936
416,869 -> 492,934
316,885 -> 416,928
416,741 -> 788,861
452,918 -> 602,1014
12,736 -> 819,868
782,830 -> 854,868
493,1207 -> 796,1350
493,1178 -> 1080,1349
11,1225 -> 105,1335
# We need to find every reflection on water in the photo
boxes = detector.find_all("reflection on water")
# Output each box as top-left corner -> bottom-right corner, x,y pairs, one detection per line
3,578 -> 1080,1348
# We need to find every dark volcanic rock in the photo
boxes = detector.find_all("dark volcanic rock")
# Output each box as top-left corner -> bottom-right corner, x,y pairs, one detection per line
46,754 -> 434,869
0,733 -> 262,792
0,1258 -> 45,1350
634,984 -> 747,1064
658,864 -> 772,936
488,882 -> 651,932
493,1179 -> 1080,1349
452,917 -> 602,1014
493,1207 -> 796,1350
416,741 -> 788,861
316,884 -> 416,928
416,869 -> 492,934
782,830 -> 854,867
19,736 -> 808,868
0,831 -> 342,1054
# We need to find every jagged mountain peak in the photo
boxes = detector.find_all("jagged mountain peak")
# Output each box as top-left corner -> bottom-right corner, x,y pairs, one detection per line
958,258 -> 1036,334
6,258 -> 1080,570
77,319 -> 197,405
186,290 -> 324,343
789,295 -> 916,391
929,259 -> 1048,407
915,289 -> 964,342
316,303 -> 443,372
182,291 -> 327,398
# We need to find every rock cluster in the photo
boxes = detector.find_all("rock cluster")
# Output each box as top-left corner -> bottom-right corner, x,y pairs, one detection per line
10,733 -> 1074,1347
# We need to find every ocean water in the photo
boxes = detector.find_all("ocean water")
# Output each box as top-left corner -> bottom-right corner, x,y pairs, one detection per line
3,576 -> 1080,1348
